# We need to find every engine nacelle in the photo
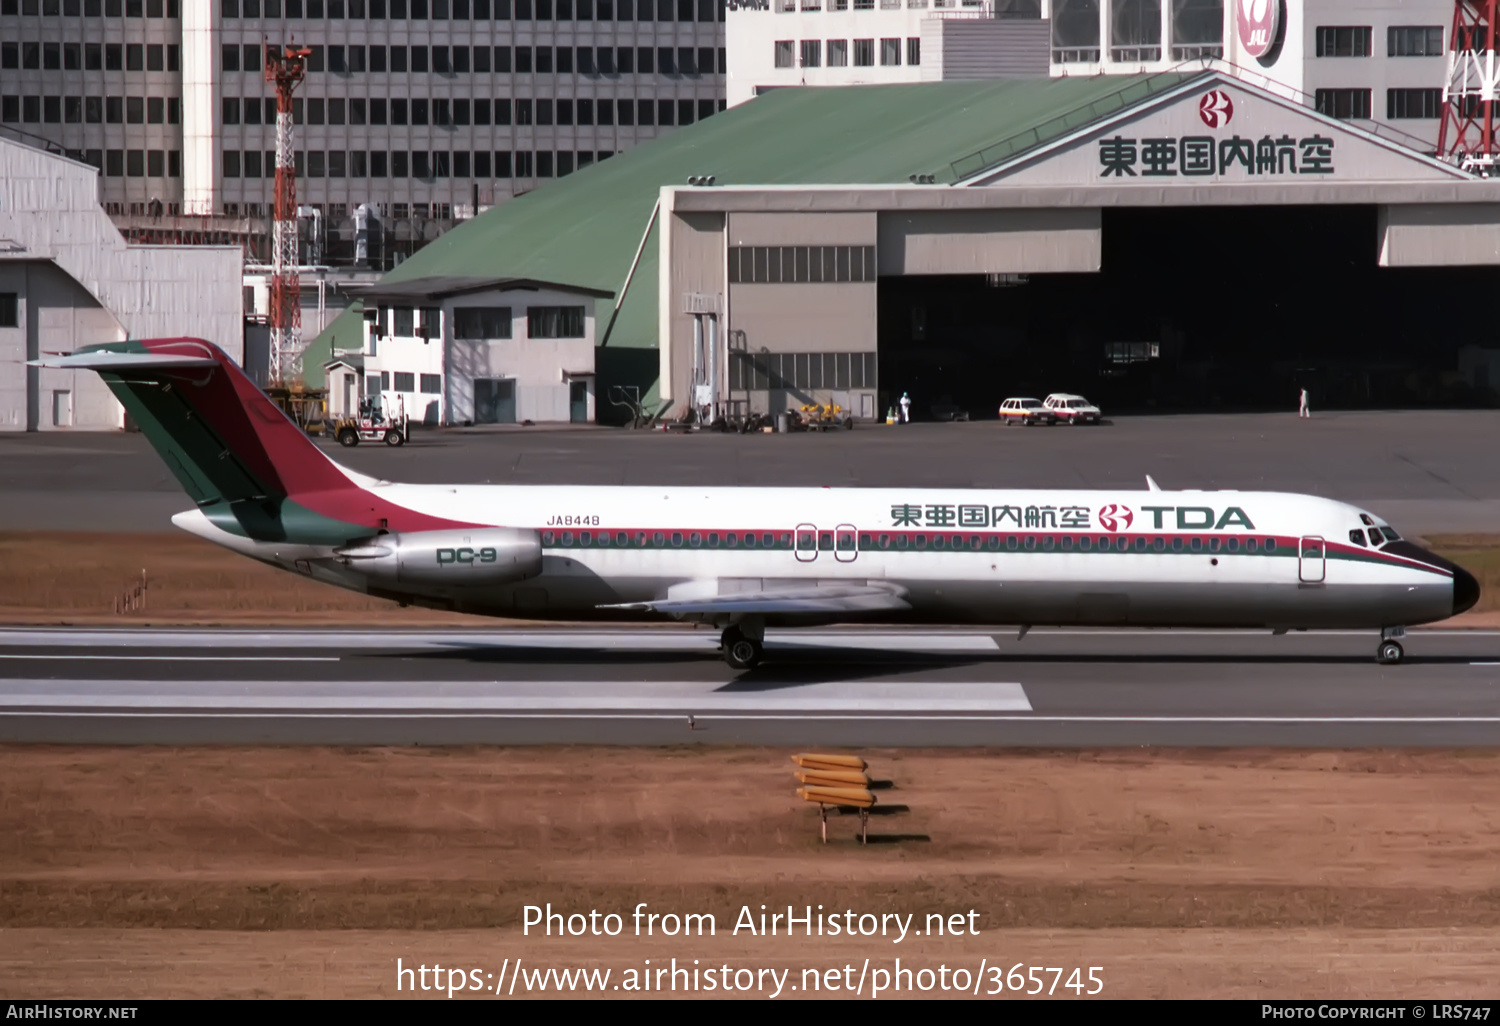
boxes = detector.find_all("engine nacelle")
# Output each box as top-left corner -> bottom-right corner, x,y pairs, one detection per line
335,528 -> 543,588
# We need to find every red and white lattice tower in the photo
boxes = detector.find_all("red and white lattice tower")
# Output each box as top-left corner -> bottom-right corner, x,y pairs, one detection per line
264,43 -> 312,386
1439,1 -> 1500,173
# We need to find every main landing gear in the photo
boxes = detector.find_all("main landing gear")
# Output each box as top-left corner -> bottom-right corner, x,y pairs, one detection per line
1377,626 -> 1406,665
721,624 -> 764,670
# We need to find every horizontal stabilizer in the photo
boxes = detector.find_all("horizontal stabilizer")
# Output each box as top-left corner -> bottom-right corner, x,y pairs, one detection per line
601,583 -> 910,615
30,351 -> 219,371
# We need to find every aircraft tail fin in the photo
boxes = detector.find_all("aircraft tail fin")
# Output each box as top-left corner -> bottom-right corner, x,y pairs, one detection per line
34,339 -> 456,543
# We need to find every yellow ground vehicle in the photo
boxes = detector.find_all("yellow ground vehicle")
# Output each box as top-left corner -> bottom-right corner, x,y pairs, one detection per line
798,402 -> 855,431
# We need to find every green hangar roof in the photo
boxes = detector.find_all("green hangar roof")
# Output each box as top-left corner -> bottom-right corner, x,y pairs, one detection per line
304,73 -> 1191,396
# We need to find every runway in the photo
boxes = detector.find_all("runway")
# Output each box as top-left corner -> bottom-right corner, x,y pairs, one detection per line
1,626 -> 1498,745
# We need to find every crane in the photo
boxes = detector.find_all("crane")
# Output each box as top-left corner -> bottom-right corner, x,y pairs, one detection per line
264,42 -> 313,386
1439,1 -> 1500,174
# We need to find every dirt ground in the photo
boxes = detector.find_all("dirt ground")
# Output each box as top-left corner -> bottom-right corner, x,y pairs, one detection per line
3,746 -> 1500,998
2,531 -> 1498,627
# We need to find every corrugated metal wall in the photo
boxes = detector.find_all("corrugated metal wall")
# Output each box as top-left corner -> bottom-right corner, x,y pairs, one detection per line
929,19 -> 1051,82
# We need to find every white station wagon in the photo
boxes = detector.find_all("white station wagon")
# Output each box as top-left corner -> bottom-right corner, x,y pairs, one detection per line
1043,393 -> 1102,425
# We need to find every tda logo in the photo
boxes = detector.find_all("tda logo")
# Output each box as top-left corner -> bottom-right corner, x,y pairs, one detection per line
1098,504 -> 1134,532
1199,90 -> 1234,128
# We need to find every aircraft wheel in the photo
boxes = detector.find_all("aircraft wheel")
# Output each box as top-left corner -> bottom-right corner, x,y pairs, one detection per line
336,428 -> 359,447
725,637 -> 762,670
1377,640 -> 1404,665
383,429 -> 405,447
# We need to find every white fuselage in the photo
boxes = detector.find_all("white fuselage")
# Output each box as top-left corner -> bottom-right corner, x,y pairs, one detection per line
176,481 -> 1457,631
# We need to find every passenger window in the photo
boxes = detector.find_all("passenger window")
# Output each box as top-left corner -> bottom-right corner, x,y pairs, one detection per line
1209,537 -> 1221,552
797,531 -> 815,550
1006,536 -> 1019,551
1190,537 -> 1202,551
1226,538 -> 1241,552
878,534 -> 891,550
1172,538 -> 1184,552
1134,537 -> 1147,551
726,533 -> 738,548
671,532 -> 684,547
1152,537 -> 1165,551
933,535 -> 946,550
1265,538 -> 1276,552
744,533 -> 756,548
1023,536 -> 1035,550
542,531 -> 555,545
707,532 -> 718,547
1349,529 -> 1366,547
986,536 -> 1000,551
915,534 -> 928,550
616,532 -> 628,546
1042,536 -> 1055,551
1061,536 -> 1074,551
819,531 -> 833,550
1079,536 -> 1092,551
1246,538 -> 1257,552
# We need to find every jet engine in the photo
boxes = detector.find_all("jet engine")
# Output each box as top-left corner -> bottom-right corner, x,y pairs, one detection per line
334,528 -> 543,588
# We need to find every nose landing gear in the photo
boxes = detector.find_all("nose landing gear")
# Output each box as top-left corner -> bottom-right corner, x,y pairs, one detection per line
1377,626 -> 1406,665
721,622 -> 765,670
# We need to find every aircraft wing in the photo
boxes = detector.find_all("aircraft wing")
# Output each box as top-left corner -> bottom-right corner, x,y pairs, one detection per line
29,351 -> 218,371
600,583 -> 911,615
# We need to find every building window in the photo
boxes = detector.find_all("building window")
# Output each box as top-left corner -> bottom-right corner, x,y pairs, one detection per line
1389,26 -> 1444,57
420,374 -> 442,394
853,39 -> 874,66
527,306 -> 585,338
222,97 -> 240,124
907,37 -> 920,66
728,245 -> 877,284
1315,26 -> 1372,57
1315,88 -> 1372,120
774,40 -> 794,68
1388,87 -> 1443,119
800,40 -> 820,67
0,293 -> 17,329
880,38 -> 901,65
393,372 -> 416,392
454,306 -> 512,339
730,351 -> 876,392
393,307 -> 415,336
827,40 -> 848,67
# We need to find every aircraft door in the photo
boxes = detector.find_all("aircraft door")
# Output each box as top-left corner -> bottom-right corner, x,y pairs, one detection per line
1299,536 -> 1326,583
834,524 -> 858,563
795,523 -> 818,563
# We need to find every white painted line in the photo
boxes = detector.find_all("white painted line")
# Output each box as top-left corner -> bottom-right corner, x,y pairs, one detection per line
1470,662 -> 1500,666
4,714 -> 1500,724
0,680 -> 1032,714
0,655 -> 340,662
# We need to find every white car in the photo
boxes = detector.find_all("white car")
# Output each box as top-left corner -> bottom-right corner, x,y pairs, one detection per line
997,398 -> 1055,426
1043,393 -> 1102,425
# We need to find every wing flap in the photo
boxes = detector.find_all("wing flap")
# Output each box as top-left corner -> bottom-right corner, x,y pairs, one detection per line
601,583 -> 910,615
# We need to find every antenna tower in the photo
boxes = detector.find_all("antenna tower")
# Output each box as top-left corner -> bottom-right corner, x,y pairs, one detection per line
1439,1 -> 1500,174
264,42 -> 312,385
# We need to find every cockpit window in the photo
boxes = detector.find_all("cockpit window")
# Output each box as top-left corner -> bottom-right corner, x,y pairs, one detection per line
1381,527 -> 1400,543
1359,514 -> 1374,526
1349,529 -> 1367,547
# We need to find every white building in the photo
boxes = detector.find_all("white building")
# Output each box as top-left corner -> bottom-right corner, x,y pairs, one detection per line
1,0 -> 727,262
343,275 -> 612,424
728,0 -> 1457,151
0,134 -> 242,431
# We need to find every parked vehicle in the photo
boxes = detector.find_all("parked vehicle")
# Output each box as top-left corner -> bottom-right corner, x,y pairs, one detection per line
997,397 -> 1055,426
334,393 -> 408,447
1043,393 -> 1103,425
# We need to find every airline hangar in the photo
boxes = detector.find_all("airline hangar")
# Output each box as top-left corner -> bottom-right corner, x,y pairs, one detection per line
312,71 -> 1500,424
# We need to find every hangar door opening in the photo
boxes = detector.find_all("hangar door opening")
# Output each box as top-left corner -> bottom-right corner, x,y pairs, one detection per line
877,205 -> 1500,419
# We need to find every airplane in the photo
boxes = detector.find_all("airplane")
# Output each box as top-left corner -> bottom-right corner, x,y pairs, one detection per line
37,338 -> 1480,669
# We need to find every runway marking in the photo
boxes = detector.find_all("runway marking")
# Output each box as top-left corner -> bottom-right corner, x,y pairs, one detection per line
0,655 -> 341,662
6,714 -> 1500,724
0,681 -> 1033,714
1471,662 -> 1500,666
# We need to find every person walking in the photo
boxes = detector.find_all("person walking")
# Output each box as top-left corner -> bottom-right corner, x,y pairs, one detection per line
899,392 -> 912,424
1298,388 -> 1310,419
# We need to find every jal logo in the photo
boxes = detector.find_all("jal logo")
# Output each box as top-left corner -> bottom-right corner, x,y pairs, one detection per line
1199,90 -> 1234,128
1098,505 -> 1134,532
1237,0 -> 1281,59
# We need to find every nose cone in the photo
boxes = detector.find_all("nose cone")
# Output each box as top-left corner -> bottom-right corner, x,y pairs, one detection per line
1453,563 -> 1481,617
